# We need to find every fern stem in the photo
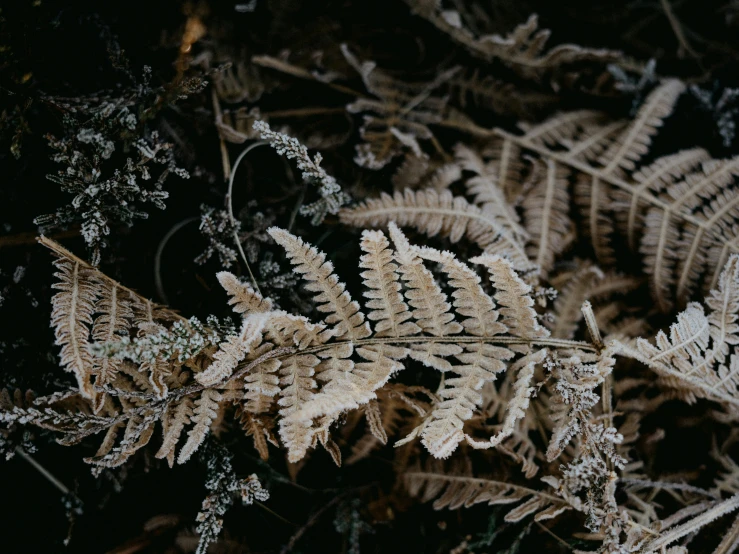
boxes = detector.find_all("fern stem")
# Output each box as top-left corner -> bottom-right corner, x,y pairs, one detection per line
294,335 -> 597,357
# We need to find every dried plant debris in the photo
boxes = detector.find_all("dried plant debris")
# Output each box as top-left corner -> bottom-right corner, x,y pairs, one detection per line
7,1 -> 739,552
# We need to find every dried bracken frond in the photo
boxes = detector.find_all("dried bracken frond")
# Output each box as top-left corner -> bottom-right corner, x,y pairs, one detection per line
23,229 -> 608,468
617,255 -> 739,409
402,5 -> 619,84
485,79 -> 739,309
340,44 -> 459,169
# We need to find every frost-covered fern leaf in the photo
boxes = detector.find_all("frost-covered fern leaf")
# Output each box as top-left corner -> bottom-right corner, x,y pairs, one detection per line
278,352 -> 321,463
269,227 -> 370,340
156,397 -> 194,467
177,389 -> 223,464
617,255 -> 739,408
91,281 -> 133,397
340,188 -> 533,273
411,245 -> 517,457
405,463 -> 571,521
473,254 -> 549,343
217,271 -> 273,314
465,349 -> 547,450
28,231 -> 598,466
196,313 -> 272,386
47,246 -> 99,400
41,235 -> 176,403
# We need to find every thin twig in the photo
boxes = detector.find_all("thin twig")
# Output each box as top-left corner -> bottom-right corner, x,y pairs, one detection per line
226,141 -> 269,295
288,182 -> 307,233
0,228 -> 80,249
212,88 -> 231,181
660,0 -> 700,59
15,446 -> 71,495
154,217 -> 199,304
262,107 -> 347,119
256,501 -> 297,526
535,521 -> 573,551
279,485 -> 374,554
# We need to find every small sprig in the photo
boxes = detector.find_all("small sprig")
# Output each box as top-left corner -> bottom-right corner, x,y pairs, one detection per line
253,120 -> 350,224
92,316 -> 236,364
195,204 -> 241,268
195,441 -> 269,554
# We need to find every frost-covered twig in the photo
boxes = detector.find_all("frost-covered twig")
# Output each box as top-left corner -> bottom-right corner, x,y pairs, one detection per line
253,121 -> 350,224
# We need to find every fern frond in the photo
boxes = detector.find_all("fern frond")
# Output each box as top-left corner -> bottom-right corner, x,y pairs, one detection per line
466,348 -> 547,449
402,6 -> 618,83
598,79 -> 685,178
156,398 -> 194,467
243,354 -> 281,415
92,281 -> 133,401
278,353 -> 319,462
389,222 -> 462,371
472,254 -> 549,342
359,229 -> 420,338
490,80 -> 739,308
521,159 -> 574,276
341,44 -> 457,169
453,143 -> 528,237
